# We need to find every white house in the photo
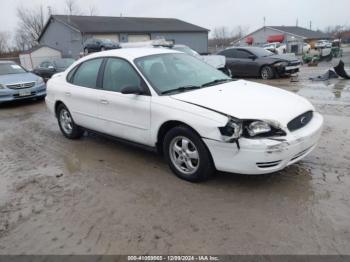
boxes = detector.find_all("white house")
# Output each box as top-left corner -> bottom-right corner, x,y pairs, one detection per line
19,45 -> 62,71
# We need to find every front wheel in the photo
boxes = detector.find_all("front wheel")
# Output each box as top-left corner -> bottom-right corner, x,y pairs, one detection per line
260,65 -> 275,79
84,48 -> 89,56
57,104 -> 84,139
219,67 -> 233,78
163,126 -> 215,182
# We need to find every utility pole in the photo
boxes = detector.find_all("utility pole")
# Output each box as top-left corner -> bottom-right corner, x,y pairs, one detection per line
296,18 -> 298,27
263,17 -> 266,27
309,21 -> 312,30
48,6 -> 52,16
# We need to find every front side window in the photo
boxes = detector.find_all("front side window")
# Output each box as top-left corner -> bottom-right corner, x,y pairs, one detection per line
72,58 -> 103,88
135,53 -> 230,94
219,49 -> 237,58
102,58 -> 141,92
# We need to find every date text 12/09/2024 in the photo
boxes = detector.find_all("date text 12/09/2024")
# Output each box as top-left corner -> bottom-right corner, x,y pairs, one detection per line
127,255 -> 220,261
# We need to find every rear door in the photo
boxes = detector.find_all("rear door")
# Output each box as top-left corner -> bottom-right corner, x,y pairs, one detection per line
219,49 -> 241,76
64,58 -> 105,131
98,57 -> 152,145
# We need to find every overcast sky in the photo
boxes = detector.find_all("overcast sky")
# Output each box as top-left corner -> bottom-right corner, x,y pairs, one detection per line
0,0 -> 349,38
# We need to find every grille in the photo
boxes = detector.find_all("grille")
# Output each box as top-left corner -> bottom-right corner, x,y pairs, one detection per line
256,160 -> 282,168
6,82 -> 35,89
287,111 -> 313,132
288,61 -> 301,66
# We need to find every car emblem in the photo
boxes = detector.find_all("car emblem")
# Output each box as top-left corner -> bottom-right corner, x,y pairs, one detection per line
300,116 -> 307,125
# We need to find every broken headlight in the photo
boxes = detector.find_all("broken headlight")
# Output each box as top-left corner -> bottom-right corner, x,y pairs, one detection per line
218,117 -> 242,142
243,120 -> 286,138
274,61 -> 288,67
247,121 -> 271,136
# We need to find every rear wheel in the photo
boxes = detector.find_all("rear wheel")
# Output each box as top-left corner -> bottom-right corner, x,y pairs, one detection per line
57,104 -> 83,139
163,126 -> 215,182
260,65 -> 275,79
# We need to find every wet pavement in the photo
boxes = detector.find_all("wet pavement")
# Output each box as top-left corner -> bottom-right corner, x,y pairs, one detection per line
0,56 -> 350,254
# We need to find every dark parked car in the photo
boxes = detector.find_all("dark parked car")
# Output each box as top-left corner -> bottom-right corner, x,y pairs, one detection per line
83,38 -> 120,55
33,58 -> 75,80
217,47 -> 301,79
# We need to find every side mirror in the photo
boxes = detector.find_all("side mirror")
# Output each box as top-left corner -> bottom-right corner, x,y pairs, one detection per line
121,86 -> 142,95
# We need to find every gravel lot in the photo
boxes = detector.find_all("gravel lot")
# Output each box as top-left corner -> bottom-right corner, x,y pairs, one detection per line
0,54 -> 350,255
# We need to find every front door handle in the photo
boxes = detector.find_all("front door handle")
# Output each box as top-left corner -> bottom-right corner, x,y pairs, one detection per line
100,99 -> 109,104
65,92 -> 71,96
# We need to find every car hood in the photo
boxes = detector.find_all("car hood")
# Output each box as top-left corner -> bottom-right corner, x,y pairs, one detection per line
0,72 -> 39,85
266,54 -> 299,62
170,80 -> 314,126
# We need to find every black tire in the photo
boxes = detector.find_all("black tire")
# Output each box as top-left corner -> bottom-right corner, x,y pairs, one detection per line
219,67 -> 233,78
35,95 -> 46,101
260,65 -> 275,79
84,48 -> 89,55
101,46 -> 106,51
163,125 -> 215,182
56,104 -> 84,139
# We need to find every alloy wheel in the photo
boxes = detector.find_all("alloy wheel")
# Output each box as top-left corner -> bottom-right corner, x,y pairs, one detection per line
59,109 -> 73,135
169,136 -> 200,175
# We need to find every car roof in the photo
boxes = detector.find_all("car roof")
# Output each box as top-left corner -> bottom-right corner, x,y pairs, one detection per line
0,60 -> 15,64
226,46 -> 263,51
80,47 -> 180,61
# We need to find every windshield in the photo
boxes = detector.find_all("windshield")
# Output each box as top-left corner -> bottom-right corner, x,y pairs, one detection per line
0,63 -> 26,75
135,53 -> 231,95
101,39 -> 113,44
249,47 -> 274,57
54,58 -> 75,68
172,46 -> 199,57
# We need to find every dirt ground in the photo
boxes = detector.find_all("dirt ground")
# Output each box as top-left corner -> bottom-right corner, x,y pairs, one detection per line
0,55 -> 350,255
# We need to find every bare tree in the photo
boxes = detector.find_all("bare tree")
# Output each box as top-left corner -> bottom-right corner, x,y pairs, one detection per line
65,0 -> 83,15
14,28 -> 30,51
0,32 -> 10,54
89,5 -> 98,16
15,4 -> 47,48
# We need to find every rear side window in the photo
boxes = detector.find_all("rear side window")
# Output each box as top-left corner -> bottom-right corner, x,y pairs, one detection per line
219,49 -> 237,58
71,58 -> 103,88
102,58 -> 141,93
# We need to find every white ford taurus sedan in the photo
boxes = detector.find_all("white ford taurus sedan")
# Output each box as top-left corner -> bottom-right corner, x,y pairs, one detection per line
46,48 -> 323,182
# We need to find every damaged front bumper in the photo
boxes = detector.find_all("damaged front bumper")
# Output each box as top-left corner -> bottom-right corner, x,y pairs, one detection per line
203,112 -> 323,175
276,64 -> 301,75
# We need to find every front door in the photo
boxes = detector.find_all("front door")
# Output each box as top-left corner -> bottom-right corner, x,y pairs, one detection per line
98,57 -> 152,145
234,49 -> 260,76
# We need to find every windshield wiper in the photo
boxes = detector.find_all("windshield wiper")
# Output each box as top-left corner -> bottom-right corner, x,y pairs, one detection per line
201,78 -> 233,87
161,85 -> 201,95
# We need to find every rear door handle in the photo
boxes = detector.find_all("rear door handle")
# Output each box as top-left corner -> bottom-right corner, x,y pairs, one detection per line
100,99 -> 109,104
65,92 -> 71,96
